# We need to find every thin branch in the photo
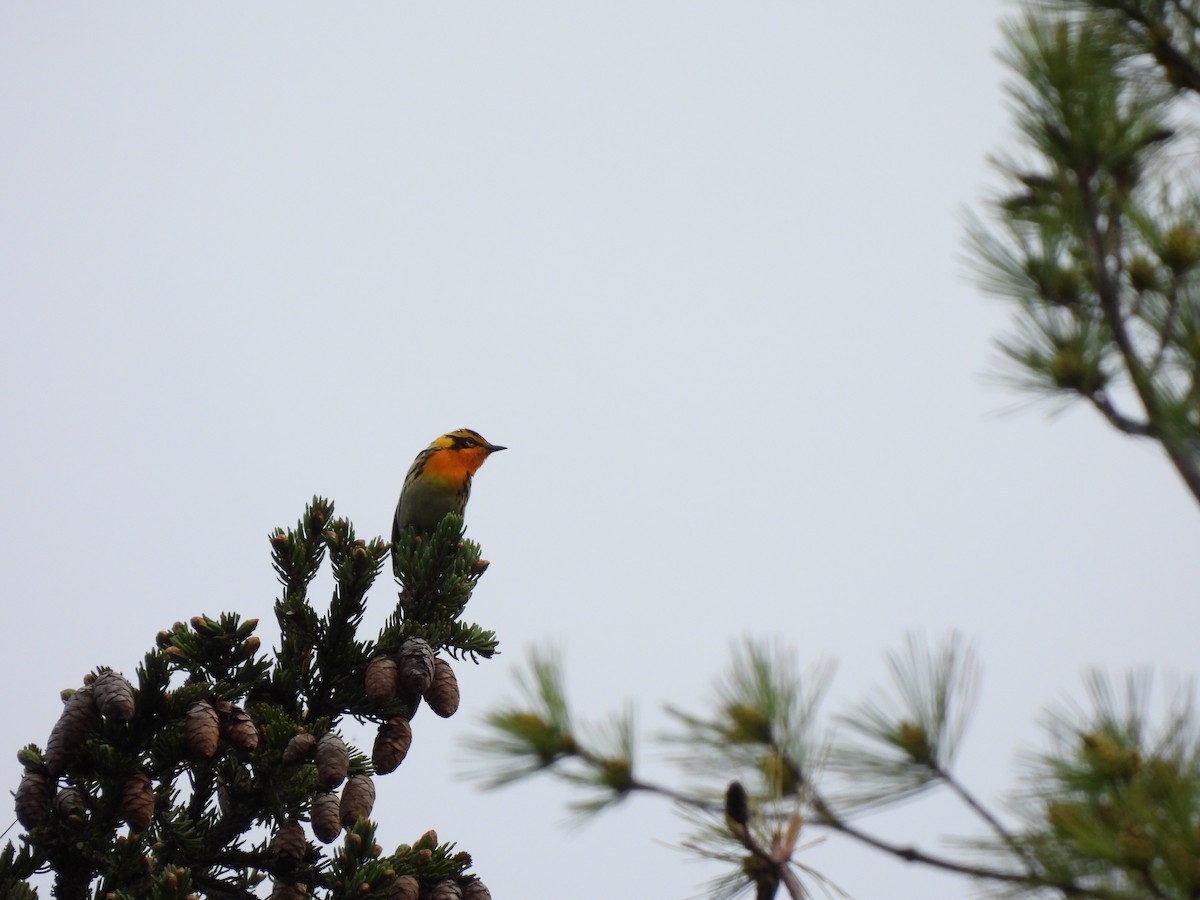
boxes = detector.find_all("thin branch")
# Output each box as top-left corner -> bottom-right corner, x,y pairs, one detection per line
934,764 -> 1043,879
810,798 -> 1114,899
1084,389 -> 1157,436
1076,172 -> 1200,503
779,866 -> 807,900
618,771 -> 1104,899
566,741 -> 720,810
727,820 -> 805,900
1150,29 -> 1200,93
605,770 -> 808,899
626,776 -> 718,811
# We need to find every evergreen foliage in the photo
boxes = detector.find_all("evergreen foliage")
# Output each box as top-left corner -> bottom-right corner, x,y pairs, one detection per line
968,0 -> 1200,505
3,498 -> 496,899
470,637 -> 1200,899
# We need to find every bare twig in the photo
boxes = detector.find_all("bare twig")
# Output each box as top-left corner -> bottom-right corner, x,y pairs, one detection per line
809,794 -> 1114,899
1084,389 -> 1157,436
725,819 -> 805,900
627,776 -> 718,811
934,764 -> 1044,879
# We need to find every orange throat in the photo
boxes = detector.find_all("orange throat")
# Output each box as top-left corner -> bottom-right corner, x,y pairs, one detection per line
422,447 -> 490,482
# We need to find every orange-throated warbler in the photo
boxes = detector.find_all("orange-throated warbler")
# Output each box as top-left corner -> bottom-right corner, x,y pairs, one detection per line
392,429 -> 506,544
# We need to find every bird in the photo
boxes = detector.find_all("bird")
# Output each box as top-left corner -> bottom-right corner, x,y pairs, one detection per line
392,428 -> 506,545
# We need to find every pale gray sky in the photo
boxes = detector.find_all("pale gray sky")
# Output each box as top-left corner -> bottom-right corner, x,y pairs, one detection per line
2,4 -> 1197,899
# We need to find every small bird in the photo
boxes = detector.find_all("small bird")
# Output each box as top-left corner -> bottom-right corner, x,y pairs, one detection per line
392,429 -> 506,544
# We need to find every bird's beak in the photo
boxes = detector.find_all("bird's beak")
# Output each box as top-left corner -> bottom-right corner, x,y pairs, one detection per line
487,444 -> 507,454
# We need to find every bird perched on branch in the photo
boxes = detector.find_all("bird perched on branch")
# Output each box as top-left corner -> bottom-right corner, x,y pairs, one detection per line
392,428 -> 506,544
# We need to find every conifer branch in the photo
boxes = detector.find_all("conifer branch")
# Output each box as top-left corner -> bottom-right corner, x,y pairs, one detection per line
1076,171 -> 1200,500
3,498 -> 499,898
933,763 -> 1044,879
809,797 -> 1112,898
1085,389 -> 1156,436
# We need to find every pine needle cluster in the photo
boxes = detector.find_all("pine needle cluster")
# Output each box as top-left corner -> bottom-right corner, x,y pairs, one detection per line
968,0 -> 1200,504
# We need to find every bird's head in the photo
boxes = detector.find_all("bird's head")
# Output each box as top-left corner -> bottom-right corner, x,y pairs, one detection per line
423,428 -> 506,479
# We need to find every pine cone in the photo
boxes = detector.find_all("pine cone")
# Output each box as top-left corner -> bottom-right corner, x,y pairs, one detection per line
372,717 -> 412,775
54,787 -> 87,821
461,879 -> 492,900
223,706 -> 260,752
430,879 -> 463,900
185,700 -> 221,759
339,774 -> 376,826
388,875 -> 420,900
397,638 -> 436,694
365,656 -> 399,706
397,687 -> 423,721
311,790 -> 341,844
93,671 -> 135,721
15,771 -> 50,829
270,819 -> 307,863
282,732 -> 318,765
270,881 -> 309,899
121,772 -> 155,831
424,657 -> 460,718
45,687 -> 98,776
315,733 -> 349,790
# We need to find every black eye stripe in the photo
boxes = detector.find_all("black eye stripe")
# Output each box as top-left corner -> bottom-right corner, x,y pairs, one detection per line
442,428 -> 488,450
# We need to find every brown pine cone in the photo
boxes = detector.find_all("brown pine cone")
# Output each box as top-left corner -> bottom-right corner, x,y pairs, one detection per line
397,638 -> 436,694
430,879 -> 463,900
339,774 -> 376,826
388,875 -> 420,900
15,771 -> 50,829
93,671 -> 136,721
423,657 -> 460,718
54,787 -> 87,821
121,772 -> 155,831
45,688 -> 98,777
185,700 -> 221,759
282,732 -> 318,765
315,733 -> 349,790
396,687 -> 423,721
270,880 -> 309,899
365,656 -> 400,706
223,706 -> 260,752
372,717 -> 412,775
270,819 -> 308,862
461,879 -> 492,900
311,790 -> 341,844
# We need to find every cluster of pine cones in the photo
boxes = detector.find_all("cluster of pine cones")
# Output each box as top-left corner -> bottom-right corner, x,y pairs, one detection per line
14,636 -> 489,899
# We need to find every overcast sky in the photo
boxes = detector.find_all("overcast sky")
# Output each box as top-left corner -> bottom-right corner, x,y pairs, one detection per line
3,4 -> 1197,899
